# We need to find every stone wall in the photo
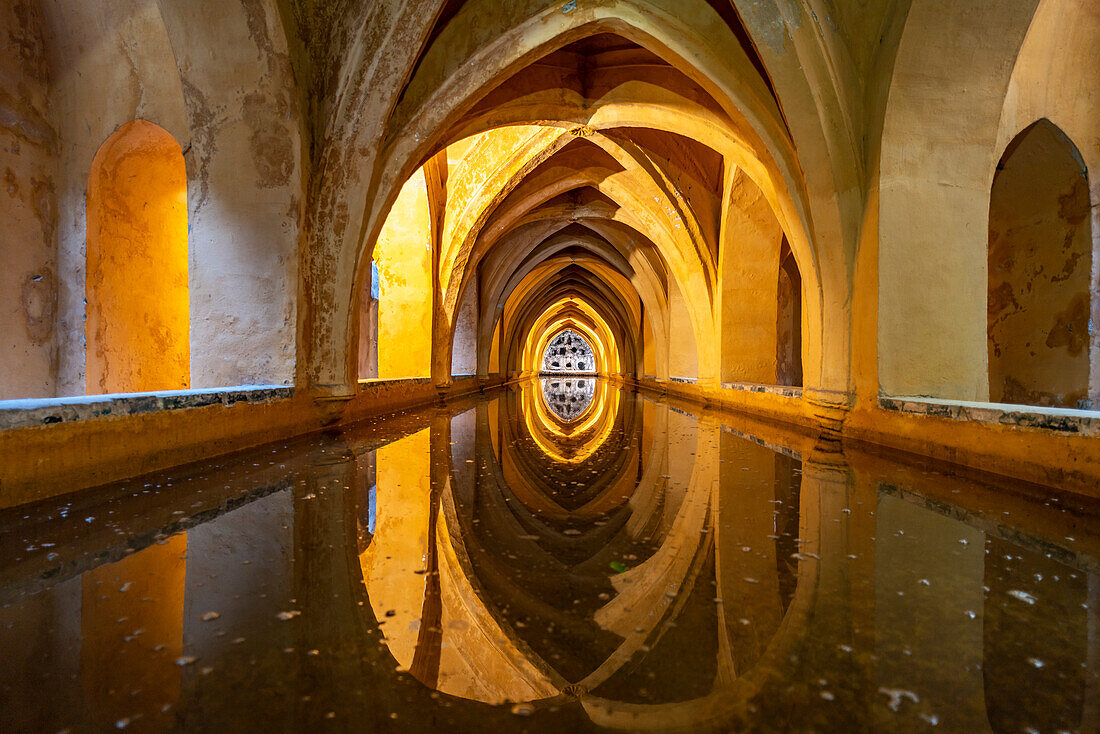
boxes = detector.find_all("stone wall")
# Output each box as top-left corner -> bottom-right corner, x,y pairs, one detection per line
0,0 -> 57,399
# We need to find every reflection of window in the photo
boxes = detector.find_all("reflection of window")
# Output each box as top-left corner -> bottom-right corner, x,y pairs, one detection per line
357,453 -> 377,554
367,483 -> 377,534
541,376 -> 595,420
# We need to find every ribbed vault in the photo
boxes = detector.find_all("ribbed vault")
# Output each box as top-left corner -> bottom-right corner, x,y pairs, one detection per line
348,17 -> 817,394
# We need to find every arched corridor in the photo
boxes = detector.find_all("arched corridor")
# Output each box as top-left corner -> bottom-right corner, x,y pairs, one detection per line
0,1 -> 1098,731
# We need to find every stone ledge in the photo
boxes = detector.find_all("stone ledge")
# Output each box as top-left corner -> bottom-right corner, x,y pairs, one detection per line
356,377 -> 432,391
720,423 -> 803,461
0,385 -> 293,432
721,382 -> 802,399
879,395 -> 1100,436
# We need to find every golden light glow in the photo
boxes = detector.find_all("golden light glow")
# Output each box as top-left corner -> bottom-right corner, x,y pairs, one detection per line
85,120 -> 190,394
522,300 -> 619,378
374,169 -> 433,379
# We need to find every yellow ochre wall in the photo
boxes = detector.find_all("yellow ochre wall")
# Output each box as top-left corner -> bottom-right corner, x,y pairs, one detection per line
374,169 -> 433,380
85,120 -> 190,394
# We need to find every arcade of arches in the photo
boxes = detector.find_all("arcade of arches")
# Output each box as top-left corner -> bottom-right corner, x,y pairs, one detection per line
0,1 -> 1097,500
3,0 -> 1099,499
1,2 -> 1099,730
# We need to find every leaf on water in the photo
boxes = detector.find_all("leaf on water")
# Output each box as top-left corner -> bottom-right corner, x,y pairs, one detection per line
1007,589 -> 1037,605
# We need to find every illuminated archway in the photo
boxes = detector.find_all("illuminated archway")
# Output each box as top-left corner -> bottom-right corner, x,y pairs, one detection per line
366,169 -> 434,380
85,120 -> 189,394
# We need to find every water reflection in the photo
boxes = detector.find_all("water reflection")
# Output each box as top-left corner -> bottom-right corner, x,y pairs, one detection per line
1,381 -> 1098,732
541,376 -> 595,422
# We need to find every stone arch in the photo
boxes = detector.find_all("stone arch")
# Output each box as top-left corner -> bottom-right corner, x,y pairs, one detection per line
431,126 -> 718,385
85,120 -> 189,394
307,0 -> 839,397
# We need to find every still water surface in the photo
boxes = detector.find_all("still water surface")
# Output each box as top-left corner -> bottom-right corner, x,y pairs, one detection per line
1,380 -> 1097,732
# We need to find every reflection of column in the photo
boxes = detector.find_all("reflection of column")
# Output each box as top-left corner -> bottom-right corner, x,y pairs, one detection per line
799,446 -> 865,721
81,534 -> 186,729
662,407 -> 698,534
716,430 -> 784,672
408,414 -> 452,687
0,576 -> 82,731
801,445 -> 855,634
1085,573 -> 1099,732
293,443 -> 361,722
873,482 -> 987,730
845,451 -> 882,718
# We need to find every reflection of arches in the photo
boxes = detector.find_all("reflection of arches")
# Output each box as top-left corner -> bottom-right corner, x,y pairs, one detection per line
988,120 -> 1092,408
354,391 -> 824,730
85,120 -> 189,394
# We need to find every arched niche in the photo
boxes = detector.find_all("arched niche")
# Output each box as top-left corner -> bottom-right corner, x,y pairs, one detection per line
85,120 -> 189,394
777,238 -> 804,388
987,119 -> 1092,408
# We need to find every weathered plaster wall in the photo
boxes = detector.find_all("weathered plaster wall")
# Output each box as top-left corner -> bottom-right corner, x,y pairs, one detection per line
375,169 -> 432,380
994,0 -> 1100,405
879,0 -> 1041,400
157,0 -> 302,388
85,120 -> 190,394
0,1 -> 57,399
40,0 -> 191,396
988,120 -> 1091,408
37,0 -> 301,395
